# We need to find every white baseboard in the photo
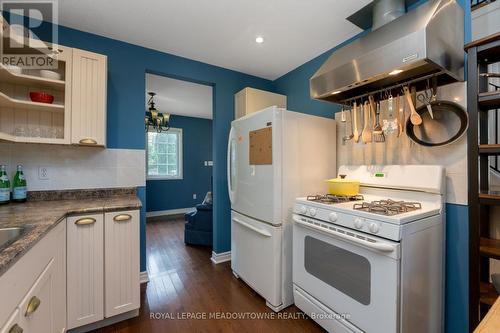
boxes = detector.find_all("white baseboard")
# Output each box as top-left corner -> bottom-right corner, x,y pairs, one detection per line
211,251 -> 231,264
146,207 -> 195,218
140,271 -> 149,284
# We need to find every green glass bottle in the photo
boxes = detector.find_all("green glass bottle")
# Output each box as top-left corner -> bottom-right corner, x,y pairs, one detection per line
0,165 -> 10,204
12,165 -> 27,202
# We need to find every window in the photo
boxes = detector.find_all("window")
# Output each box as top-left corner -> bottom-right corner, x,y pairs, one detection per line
147,128 -> 183,180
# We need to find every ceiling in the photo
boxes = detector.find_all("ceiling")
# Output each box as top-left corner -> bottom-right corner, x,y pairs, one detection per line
58,0 -> 370,80
146,74 -> 213,120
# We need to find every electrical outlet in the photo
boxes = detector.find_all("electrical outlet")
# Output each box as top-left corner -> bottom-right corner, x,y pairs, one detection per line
38,166 -> 49,180
193,194 -> 197,200
207,161 -> 213,166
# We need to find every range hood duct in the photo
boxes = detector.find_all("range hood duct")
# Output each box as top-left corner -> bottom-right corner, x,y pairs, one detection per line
310,0 -> 464,104
372,0 -> 405,30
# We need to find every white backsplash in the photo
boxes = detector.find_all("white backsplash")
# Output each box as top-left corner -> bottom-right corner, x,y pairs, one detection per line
335,82 -> 467,205
0,144 -> 145,191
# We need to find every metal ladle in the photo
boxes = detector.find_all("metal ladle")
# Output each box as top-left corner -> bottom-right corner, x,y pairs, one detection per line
341,104 -> 354,145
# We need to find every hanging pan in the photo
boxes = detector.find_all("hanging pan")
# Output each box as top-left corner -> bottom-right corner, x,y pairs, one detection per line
406,100 -> 468,147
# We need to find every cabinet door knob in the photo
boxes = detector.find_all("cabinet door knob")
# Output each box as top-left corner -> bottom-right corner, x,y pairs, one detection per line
8,324 -> 23,333
79,138 -> 97,145
113,214 -> 132,222
25,296 -> 41,316
75,217 -> 96,225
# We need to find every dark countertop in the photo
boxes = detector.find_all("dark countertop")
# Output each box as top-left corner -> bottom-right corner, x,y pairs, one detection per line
0,195 -> 142,277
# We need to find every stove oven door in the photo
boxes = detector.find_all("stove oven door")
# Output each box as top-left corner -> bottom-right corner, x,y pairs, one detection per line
292,214 -> 401,333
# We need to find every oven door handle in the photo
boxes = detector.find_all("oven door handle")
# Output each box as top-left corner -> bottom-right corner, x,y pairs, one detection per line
293,216 -> 396,253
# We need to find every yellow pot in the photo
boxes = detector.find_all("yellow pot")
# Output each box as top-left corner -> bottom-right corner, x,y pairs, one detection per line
325,175 -> 360,196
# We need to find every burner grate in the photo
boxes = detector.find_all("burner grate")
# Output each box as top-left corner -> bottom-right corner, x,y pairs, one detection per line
353,199 -> 422,216
307,194 -> 364,204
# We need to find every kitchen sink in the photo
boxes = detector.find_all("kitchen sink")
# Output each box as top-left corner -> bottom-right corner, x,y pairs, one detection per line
0,227 -> 24,250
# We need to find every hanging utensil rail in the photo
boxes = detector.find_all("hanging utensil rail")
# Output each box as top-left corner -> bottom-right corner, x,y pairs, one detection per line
338,72 -> 445,106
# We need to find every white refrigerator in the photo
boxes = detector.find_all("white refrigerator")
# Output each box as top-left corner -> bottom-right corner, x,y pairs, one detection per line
227,106 -> 336,311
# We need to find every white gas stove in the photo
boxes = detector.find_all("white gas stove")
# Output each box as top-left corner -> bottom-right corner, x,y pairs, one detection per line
292,165 -> 446,333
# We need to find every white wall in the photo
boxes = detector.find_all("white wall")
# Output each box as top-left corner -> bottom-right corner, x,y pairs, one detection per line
472,1 -> 500,41
335,82 -> 467,205
0,144 -> 145,191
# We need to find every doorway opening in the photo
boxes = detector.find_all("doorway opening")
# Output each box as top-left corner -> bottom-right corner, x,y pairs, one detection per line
144,73 -> 214,278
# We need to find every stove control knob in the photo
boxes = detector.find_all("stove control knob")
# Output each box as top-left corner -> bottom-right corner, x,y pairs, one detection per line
309,208 -> 317,217
354,218 -> 364,229
369,222 -> 380,234
299,205 -> 307,214
329,212 -> 338,222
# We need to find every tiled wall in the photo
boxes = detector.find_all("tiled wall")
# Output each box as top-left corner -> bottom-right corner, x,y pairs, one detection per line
0,144 -> 145,191
335,82 -> 468,205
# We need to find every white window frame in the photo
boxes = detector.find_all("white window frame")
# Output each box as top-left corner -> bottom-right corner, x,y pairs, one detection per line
146,127 -> 183,180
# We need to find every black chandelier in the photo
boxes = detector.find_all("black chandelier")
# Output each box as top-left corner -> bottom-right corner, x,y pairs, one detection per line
145,92 -> 171,132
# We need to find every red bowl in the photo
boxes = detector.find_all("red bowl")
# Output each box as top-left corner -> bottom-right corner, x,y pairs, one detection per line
29,92 -> 54,104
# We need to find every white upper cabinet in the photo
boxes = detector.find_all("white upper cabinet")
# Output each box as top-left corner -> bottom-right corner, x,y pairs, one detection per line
0,41 -> 108,147
71,48 -> 107,146
0,45 -> 73,145
234,87 -> 286,120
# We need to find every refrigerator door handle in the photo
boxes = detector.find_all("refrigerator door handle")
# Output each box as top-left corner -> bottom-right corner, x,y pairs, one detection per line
232,217 -> 272,237
227,126 -> 236,204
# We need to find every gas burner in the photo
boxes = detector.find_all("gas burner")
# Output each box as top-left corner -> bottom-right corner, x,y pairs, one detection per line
307,194 -> 364,204
353,199 -> 422,216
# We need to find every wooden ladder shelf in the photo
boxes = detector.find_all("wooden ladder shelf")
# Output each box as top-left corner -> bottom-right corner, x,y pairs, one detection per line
466,32 -> 500,331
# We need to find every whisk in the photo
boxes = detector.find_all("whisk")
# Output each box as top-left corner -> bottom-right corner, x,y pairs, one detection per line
373,102 -> 385,143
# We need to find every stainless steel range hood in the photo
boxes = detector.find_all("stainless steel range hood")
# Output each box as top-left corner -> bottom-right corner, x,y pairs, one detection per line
310,0 -> 464,103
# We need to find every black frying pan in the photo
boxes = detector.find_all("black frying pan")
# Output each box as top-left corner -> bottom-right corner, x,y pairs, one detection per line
406,100 -> 468,147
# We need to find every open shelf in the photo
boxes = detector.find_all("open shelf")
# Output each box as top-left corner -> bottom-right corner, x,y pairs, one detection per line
479,91 -> 500,110
0,132 -> 65,145
479,191 -> 500,205
479,144 -> 500,155
0,91 -> 64,113
480,282 -> 499,307
480,238 -> 500,260
0,64 -> 65,91
465,32 -> 500,64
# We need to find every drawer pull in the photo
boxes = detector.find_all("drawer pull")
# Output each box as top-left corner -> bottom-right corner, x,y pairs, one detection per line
79,138 -> 97,145
25,296 -> 41,316
8,324 -> 23,333
75,217 -> 96,225
114,214 -> 132,222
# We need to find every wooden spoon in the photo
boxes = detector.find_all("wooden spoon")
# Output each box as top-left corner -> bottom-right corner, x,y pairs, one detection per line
361,101 -> 372,144
352,101 -> 360,143
403,86 -> 422,126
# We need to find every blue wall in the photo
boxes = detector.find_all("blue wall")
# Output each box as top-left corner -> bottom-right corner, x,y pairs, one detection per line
146,115 -> 213,212
445,203 -> 469,332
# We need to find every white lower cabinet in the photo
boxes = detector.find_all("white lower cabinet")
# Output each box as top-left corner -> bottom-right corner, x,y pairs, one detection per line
104,211 -> 140,317
67,214 -> 104,329
0,209 -> 139,332
17,259 -> 56,333
0,309 -> 20,333
0,222 -> 66,333
67,210 -> 140,329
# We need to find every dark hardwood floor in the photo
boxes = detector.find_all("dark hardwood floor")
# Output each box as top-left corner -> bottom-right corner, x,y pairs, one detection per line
89,217 -> 324,332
